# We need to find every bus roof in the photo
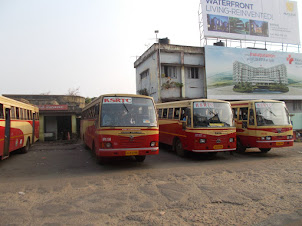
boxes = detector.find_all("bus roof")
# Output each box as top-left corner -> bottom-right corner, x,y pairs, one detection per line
156,99 -> 230,108
0,95 -> 39,111
82,94 -> 154,111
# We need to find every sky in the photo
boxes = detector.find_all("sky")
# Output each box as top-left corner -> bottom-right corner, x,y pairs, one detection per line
0,0 -> 302,98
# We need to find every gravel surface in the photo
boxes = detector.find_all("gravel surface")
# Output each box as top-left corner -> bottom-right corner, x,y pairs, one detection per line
0,141 -> 301,225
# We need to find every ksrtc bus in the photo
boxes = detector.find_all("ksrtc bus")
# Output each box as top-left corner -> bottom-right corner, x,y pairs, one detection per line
231,100 -> 293,153
156,99 -> 236,157
81,94 -> 159,163
0,96 -> 39,160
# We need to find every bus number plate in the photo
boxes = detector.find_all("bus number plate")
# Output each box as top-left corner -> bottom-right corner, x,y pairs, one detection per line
213,145 -> 223,150
276,142 -> 284,146
125,151 -> 139,156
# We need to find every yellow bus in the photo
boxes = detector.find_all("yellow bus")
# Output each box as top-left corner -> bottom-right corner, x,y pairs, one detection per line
231,100 -> 293,153
81,94 -> 159,163
0,96 -> 39,160
156,99 -> 236,157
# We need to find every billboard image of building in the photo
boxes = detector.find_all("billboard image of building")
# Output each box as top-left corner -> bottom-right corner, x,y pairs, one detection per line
205,46 -> 302,100
233,61 -> 288,93
207,14 -> 229,32
200,0 -> 300,45
229,17 -> 250,35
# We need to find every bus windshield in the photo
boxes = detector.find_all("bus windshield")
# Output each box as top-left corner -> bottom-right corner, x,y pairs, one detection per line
255,102 -> 291,126
101,97 -> 157,127
193,102 -> 233,128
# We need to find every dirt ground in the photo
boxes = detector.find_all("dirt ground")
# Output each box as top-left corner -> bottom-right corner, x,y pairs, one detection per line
0,141 -> 302,225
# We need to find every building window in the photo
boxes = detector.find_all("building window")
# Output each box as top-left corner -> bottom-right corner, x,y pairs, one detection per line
162,66 -> 177,78
188,67 -> 199,79
140,70 -> 149,80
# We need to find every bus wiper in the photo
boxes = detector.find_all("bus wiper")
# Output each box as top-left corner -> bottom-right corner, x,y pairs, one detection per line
122,101 -> 129,113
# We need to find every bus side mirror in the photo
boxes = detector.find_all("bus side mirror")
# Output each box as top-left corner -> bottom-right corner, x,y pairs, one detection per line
182,121 -> 186,130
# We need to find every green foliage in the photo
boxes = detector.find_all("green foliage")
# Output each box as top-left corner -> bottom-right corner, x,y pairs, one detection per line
161,80 -> 183,90
85,97 -> 96,104
137,88 -> 149,96
233,82 -> 289,93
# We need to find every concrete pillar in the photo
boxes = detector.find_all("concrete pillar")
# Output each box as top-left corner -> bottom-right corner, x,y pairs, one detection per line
39,115 -> 44,142
71,115 -> 77,134
181,52 -> 186,98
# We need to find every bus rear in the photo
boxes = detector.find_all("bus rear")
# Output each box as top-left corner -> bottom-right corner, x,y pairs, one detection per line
95,95 -> 158,162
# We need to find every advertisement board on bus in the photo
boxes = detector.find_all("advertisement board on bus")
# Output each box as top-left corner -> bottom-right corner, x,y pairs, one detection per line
201,0 -> 300,45
205,45 -> 302,100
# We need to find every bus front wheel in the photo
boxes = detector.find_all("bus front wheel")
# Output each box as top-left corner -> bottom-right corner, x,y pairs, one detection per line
236,139 -> 246,153
135,155 -> 146,162
259,148 -> 271,153
175,139 -> 186,157
21,138 -> 30,154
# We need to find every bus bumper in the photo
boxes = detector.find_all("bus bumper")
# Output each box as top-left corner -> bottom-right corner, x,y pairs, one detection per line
256,140 -> 294,148
97,147 -> 159,157
191,148 -> 236,153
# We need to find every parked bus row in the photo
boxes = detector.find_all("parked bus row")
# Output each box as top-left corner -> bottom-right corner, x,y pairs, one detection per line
80,94 -> 294,163
1,94 -> 294,163
0,96 -> 39,160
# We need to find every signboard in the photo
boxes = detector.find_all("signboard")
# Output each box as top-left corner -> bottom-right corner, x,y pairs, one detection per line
103,97 -> 132,104
194,102 -> 215,108
201,0 -> 300,44
38,105 -> 68,111
205,45 -> 302,100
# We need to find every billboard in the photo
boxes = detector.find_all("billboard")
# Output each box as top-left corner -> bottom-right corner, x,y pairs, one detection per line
205,45 -> 302,100
201,0 -> 300,45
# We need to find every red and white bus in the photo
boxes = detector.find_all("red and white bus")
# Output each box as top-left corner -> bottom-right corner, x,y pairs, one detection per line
0,96 -> 39,160
156,99 -> 236,157
231,100 -> 293,153
81,94 -> 159,163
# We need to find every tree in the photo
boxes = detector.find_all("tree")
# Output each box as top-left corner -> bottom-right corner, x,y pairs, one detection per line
67,87 -> 80,96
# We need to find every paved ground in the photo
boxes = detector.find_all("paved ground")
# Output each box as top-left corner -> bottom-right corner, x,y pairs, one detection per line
0,141 -> 302,225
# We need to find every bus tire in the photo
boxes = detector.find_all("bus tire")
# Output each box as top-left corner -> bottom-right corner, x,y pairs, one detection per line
135,155 -> 146,162
21,138 -> 30,154
236,139 -> 246,153
93,142 -> 105,164
175,139 -> 186,157
259,148 -> 271,153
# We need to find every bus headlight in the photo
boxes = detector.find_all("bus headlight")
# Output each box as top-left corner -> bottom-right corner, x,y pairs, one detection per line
199,139 -> 206,143
150,141 -> 158,147
261,137 -> 265,140
104,142 -> 112,148
287,135 -> 293,139
266,136 -> 272,140
229,138 -> 234,142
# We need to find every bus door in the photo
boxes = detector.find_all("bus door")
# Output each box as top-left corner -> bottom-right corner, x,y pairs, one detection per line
238,107 -> 248,144
32,113 -> 36,143
3,108 -> 10,159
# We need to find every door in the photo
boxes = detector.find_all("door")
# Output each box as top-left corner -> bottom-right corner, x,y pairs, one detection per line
32,113 -> 36,143
3,108 -> 10,158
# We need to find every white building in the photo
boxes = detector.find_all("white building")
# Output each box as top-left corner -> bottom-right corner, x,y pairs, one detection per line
233,61 -> 288,85
134,42 -> 206,103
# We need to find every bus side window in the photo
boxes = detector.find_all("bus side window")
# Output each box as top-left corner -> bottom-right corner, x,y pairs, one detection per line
168,108 -> 173,119
232,108 -> 237,119
249,108 -> 255,125
0,104 -> 3,119
163,109 -> 168,118
174,108 -> 180,120
186,108 -> 191,126
239,107 -> 248,121
16,107 -> 20,119
158,109 -> 162,119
